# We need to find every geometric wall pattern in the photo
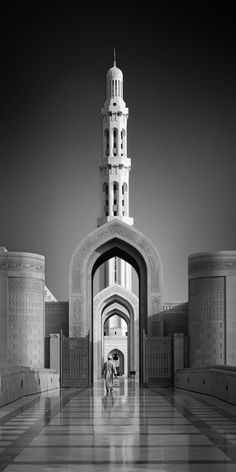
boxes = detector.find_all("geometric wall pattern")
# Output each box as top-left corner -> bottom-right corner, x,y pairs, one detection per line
8,277 -> 44,367
144,336 -> 172,386
189,276 -> 225,367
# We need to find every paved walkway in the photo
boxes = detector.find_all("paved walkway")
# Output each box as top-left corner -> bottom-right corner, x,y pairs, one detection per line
0,379 -> 236,471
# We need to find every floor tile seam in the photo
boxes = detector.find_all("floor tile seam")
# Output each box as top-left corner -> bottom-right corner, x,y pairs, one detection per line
53,418 -> 188,421
0,397 -> 43,426
195,416 -> 231,419
0,388 -> 88,471
21,444 -> 219,449
176,390 -> 236,412
2,421 -> 39,425
173,403 -> 236,420
54,407 -> 186,412
51,419 -> 188,421
148,387 -> 236,460
46,424 -> 195,427
45,428 -> 197,431
57,413 -> 185,416
0,429 -> 26,432
1,425 -> 33,428
8,417 -> 39,424
198,419 -> 236,423
40,432 -> 203,437
174,397 -> 236,420
62,410 -> 179,412
206,421 -> 236,425
11,459 -> 233,464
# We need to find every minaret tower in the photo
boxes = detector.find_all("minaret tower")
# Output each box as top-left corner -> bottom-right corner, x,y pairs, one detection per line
97,50 -> 133,228
98,52 -> 133,290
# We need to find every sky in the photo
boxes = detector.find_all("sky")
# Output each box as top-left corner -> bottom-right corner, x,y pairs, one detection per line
0,3 -> 235,302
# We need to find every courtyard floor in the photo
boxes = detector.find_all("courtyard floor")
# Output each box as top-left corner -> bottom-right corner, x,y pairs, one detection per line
0,378 -> 236,471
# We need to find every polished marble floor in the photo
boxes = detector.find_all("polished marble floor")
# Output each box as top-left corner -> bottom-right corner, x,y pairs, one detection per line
0,378 -> 236,471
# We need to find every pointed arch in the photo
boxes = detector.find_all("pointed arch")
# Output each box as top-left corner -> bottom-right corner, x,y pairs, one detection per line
69,219 -> 163,383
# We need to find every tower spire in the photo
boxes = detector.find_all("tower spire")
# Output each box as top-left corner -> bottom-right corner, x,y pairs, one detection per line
113,46 -> 116,66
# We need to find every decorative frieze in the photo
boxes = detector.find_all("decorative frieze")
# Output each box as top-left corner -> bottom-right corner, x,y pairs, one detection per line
189,252 -> 236,276
0,253 -> 44,276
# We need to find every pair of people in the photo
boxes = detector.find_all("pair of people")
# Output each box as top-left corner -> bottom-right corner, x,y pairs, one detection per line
102,355 -> 117,394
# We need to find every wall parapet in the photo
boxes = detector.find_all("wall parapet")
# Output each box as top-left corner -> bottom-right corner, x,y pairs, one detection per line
175,367 -> 236,405
0,367 -> 59,407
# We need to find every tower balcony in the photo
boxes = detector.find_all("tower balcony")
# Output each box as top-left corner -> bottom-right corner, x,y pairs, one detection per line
101,103 -> 128,116
99,156 -> 131,170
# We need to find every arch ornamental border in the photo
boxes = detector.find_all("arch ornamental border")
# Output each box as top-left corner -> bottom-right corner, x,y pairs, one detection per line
69,219 -> 163,383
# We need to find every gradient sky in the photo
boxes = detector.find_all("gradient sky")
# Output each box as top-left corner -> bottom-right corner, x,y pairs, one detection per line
1,3 -> 235,302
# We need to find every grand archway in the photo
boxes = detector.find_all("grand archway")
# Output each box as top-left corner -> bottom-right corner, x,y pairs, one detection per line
94,284 -> 138,380
69,219 -> 163,384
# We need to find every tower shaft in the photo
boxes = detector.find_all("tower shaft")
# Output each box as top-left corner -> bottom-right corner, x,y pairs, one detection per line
98,60 -> 133,291
97,62 -> 133,227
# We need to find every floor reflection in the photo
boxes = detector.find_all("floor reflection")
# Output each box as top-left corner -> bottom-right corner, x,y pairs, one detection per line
0,378 -> 236,471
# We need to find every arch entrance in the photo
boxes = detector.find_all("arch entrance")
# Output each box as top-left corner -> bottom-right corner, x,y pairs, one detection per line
108,349 -> 125,376
69,220 -> 162,384
94,285 -> 138,380
103,310 -> 128,378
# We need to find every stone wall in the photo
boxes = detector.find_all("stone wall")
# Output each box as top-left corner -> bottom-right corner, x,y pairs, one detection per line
175,366 -> 236,405
188,251 -> 236,367
189,276 -> 225,367
0,250 -> 45,368
162,302 -> 188,337
144,336 -> 172,386
0,366 -> 59,407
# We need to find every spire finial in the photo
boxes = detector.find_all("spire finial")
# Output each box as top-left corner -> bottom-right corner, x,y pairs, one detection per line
113,46 -> 116,67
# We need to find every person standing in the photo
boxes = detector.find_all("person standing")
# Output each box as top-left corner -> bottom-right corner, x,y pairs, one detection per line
102,355 -> 117,394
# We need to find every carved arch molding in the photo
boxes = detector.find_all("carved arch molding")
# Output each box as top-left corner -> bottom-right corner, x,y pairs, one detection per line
69,220 -> 163,338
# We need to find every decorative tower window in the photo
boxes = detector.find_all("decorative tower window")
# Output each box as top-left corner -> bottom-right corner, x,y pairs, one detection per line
121,129 -> 125,155
113,128 -> 117,155
104,129 -> 109,156
113,182 -> 119,215
103,183 -> 109,215
122,183 -> 128,216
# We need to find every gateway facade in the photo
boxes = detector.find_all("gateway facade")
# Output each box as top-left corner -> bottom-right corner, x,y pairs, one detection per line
1,59 -> 236,389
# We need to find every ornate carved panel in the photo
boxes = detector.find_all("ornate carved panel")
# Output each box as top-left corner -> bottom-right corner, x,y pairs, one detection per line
61,334 -> 89,387
8,276 -> 44,367
145,337 -> 172,383
0,253 -> 44,275
189,253 -> 236,276
189,277 -> 225,367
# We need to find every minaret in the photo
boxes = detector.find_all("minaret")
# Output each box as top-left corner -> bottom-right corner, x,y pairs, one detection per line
98,53 -> 133,290
97,51 -> 133,227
